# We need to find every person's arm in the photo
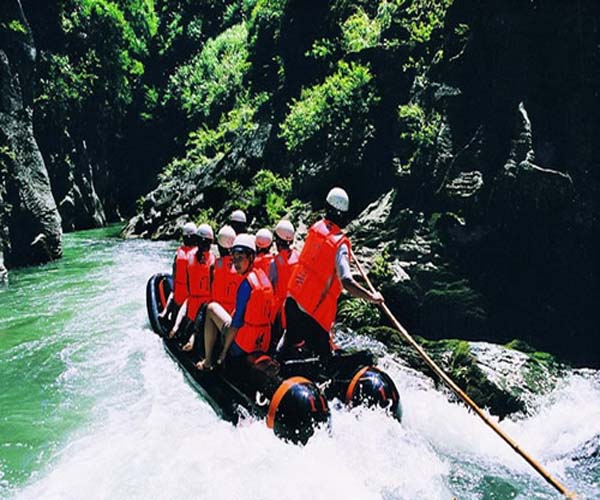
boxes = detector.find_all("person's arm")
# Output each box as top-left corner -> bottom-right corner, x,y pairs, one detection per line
341,278 -> 383,303
336,243 -> 383,304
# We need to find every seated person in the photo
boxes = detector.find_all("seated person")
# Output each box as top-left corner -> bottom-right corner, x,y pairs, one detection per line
211,225 -> 243,315
229,209 -> 247,235
254,228 -> 274,276
160,221 -> 196,325
170,224 -> 214,342
269,219 -> 299,348
195,233 -> 274,372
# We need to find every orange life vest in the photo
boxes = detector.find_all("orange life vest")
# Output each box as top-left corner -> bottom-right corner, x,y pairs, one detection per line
273,248 -> 299,328
254,253 -> 274,277
173,245 -> 193,305
235,268 -> 274,353
211,255 -> 243,315
186,248 -> 215,321
287,219 -> 351,331
273,248 -> 299,305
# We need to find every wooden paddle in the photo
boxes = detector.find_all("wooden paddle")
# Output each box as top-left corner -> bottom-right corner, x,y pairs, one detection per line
352,255 -> 577,499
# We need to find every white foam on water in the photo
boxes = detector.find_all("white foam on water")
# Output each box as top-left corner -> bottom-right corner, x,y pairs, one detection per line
5,234 -> 600,500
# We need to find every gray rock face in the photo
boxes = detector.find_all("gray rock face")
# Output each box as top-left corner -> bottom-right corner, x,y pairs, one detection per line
0,1 -> 62,269
123,122 -> 272,240
51,132 -> 107,232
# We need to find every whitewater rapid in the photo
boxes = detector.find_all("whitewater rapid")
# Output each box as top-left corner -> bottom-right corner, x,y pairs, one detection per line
1,229 -> 598,499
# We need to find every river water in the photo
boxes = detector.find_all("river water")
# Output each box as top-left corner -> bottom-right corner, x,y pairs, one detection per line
0,226 -> 598,500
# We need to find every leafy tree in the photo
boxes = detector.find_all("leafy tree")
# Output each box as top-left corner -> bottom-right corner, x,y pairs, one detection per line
279,60 -> 378,151
165,23 -> 250,124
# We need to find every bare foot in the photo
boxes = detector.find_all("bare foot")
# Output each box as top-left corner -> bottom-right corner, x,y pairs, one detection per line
167,329 -> 177,339
196,359 -> 213,371
181,334 -> 195,352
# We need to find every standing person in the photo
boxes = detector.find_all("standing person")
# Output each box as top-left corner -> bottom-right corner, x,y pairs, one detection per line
282,187 -> 383,361
171,224 -> 214,344
160,221 -> 196,324
269,220 -> 299,349
196,233 -> 274,371
211,225 -> 243,315
229,209 -> 247,234
254,228 -> 274,276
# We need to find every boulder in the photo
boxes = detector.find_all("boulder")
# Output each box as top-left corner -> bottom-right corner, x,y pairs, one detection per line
363,326 -> 563,418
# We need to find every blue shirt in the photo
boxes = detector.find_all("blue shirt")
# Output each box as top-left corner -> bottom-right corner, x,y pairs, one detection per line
231,279 -> 251,328
229,278 -> 252,358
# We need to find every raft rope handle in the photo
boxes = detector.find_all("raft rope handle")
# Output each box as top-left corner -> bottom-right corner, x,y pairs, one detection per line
255,391 -> 270,407
351,255 -> 577,500
316,378 -> 332,392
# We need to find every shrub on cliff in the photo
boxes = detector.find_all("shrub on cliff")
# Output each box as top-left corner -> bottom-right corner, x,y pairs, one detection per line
37,0 -> 157,124
161,91 -> 268,178
279,60 -> 379,193
220,169 -> 305,228
164,23 -> 250,125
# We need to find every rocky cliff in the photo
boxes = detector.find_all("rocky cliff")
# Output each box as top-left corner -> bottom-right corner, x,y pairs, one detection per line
0,0 -> 62,274
2,1 -> 598,366
122,0 -> 599,366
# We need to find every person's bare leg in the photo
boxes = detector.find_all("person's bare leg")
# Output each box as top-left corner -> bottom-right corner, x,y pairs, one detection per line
197,302 -> 231,370
168,301 -> 187,339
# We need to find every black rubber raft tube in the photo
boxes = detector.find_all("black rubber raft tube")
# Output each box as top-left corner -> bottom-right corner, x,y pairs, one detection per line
146,273 -> 401,443
147,273 -> 329,443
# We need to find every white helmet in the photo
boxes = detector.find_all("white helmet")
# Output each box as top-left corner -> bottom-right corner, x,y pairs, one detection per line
326,187 -> 349,212
217,225 -> 236,249
182,222 -> 197,236
255,228 -> 273,249
230,209 -> 247,223
231,233 -> 256,253
196,223 -> 214,240
275,220 -> 295,242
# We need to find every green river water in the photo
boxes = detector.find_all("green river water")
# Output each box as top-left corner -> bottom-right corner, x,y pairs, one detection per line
0,226 -> 598,499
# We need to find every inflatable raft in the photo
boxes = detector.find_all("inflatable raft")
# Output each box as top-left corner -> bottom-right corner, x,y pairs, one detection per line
146,273 -> 401,443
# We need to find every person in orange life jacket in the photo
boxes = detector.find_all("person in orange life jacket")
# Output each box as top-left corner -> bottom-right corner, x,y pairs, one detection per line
229,209 -> 247,235
196,233 -> 274,371
254,228 -> 274,276
170,223 -> 214,345
211,225 -> 243,315
269,220 -> 299,350
160,221 -> 197,324
282,187 -> 383,361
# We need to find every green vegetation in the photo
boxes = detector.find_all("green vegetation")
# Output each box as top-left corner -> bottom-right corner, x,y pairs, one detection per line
338,298 -> 381,330
341,8 -> 382,53
161,91 -> 268,178
370,248 -> 395,287
5,19 -> 27,34
398,103 -> 440,149
36,0 -> 158,134
279,61 -> 378,151
234,170 -> 305,227
423,279 -> 488,337
165,23 -> 250,122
